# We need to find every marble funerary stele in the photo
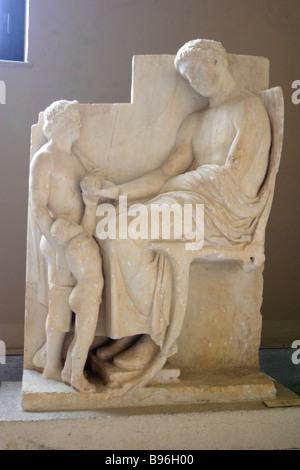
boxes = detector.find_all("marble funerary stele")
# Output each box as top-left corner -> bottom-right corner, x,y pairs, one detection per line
22,39 -> 284,411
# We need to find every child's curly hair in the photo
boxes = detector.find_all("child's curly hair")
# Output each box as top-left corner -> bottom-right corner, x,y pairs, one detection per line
43,100 -> 80,139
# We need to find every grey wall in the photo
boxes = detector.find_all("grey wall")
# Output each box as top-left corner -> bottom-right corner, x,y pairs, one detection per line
0,0 -> 299,350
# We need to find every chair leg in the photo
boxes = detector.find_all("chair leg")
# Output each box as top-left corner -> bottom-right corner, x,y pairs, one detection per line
162,257 -> 191,355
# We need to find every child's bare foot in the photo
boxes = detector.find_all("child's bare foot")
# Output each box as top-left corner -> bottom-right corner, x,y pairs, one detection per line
43,364 -> 63,382
61,363 -> 72,385
71,374 -> 96,393
33,344 -> 47,371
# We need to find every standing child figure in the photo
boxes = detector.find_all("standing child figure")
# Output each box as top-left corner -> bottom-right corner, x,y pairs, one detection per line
30,100 -> 103,393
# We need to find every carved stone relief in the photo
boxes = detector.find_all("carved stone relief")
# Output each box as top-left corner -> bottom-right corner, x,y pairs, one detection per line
22,40 -> 283,411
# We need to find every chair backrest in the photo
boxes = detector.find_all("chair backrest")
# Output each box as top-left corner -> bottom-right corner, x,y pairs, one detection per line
251,87 -> 284,248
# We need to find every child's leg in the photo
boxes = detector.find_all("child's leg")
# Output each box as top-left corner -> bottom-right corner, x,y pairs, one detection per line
69,284 -> 101,392
64,233 -> 103,392
61,328 -> 77,385
43,317 -> 67,381
34,237 -> 74,381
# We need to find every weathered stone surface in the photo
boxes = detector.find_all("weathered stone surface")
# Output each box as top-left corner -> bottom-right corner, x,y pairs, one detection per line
23,39 -> 283,410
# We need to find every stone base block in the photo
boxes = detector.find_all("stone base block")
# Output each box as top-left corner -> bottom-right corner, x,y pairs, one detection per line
1,380 -> 299,450
21,367 -> 276,412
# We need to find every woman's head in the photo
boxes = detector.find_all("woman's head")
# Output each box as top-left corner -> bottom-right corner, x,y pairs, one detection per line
174,39 -> 233,98
174,39 -> 228,72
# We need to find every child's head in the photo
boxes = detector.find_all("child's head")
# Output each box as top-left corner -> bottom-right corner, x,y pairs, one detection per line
43,100 -> 80,140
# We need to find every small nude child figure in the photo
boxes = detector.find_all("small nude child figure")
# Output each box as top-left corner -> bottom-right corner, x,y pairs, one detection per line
30,100 -> 103,392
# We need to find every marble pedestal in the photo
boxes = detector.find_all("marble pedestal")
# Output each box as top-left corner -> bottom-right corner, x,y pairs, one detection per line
21,367 -> 275,412
2,380 -> 299,450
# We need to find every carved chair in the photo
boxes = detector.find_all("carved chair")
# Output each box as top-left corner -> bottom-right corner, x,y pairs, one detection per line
122,87 -> 284,392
